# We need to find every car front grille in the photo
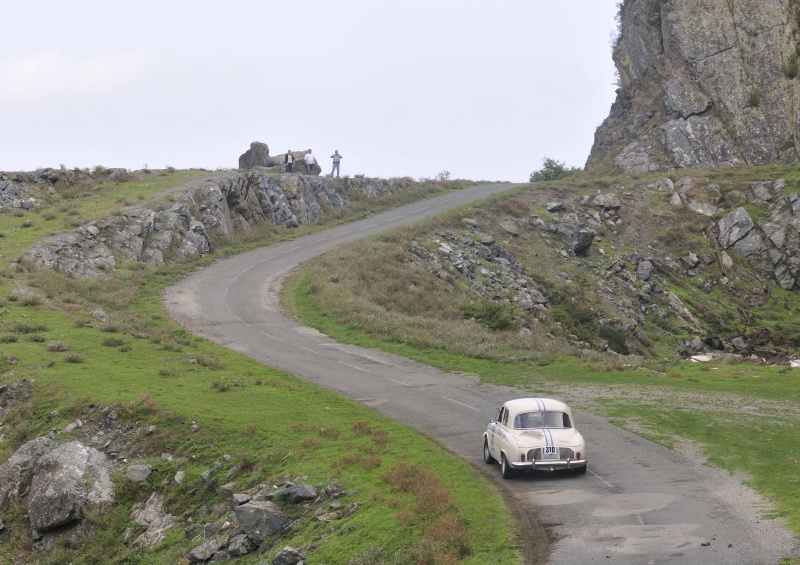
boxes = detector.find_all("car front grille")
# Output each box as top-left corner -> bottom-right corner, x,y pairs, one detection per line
528,447 -> 575,460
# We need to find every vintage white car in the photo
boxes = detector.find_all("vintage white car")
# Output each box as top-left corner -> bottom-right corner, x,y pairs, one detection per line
483,397 -> 587,479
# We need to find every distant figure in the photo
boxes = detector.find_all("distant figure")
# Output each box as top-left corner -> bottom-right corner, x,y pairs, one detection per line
285,150 -> 294,173
330,150 -> 343,177
304,149 -> 316,174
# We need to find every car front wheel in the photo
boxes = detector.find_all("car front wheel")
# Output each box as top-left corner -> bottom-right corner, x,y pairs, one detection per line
501,454 -> 515,479
483,439 -> 496,464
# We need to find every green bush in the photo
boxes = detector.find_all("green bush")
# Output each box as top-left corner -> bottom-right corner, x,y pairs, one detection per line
599,325 -> 630,355
529,157 -> 580,182
460,299 -> 519,331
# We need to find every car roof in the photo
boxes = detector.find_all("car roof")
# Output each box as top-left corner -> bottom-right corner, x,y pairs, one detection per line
504,397 -> 569,416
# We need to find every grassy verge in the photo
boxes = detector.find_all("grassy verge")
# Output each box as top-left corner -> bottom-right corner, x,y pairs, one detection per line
290,266 -> 800,535
0,173 -> 520,564
0,291 -> 517,563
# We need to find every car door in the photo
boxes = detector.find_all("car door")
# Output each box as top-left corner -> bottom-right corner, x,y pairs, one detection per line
488,406 -> 505,460
493,406 -> 512,461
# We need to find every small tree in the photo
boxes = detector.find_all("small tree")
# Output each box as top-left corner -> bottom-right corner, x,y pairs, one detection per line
529,157 -> 580,182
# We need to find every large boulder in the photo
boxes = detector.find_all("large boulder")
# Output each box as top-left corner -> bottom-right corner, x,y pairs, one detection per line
232,500 -> 291,544
27,441 -> 114,532
238,141 -> 277,169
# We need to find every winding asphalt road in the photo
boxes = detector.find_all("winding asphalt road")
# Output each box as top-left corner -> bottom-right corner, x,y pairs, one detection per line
164,183 -> 793,564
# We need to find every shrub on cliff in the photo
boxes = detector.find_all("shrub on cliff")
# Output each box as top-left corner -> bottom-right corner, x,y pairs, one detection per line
529,157 -> 580,182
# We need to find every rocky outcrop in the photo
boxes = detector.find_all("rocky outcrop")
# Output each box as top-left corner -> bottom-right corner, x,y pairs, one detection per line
715,180 -> 800,291
654,174 -> 800,291
0,172 -> 42,209
238,142 -> 324,176
588,0 -> 800,172
403,179 -> 800,358
0,413 -> 357,564
16,172 -> 413,279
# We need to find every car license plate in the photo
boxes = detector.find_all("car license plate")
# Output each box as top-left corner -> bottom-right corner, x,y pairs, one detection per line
542,446 -> 558,460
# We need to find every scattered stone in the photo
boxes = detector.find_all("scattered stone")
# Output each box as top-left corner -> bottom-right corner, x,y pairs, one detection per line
275,483 -> 318,504
200,462 -> 223,483
272,546 -> 307,565
131,493 -> 175,549
187,537 -> 224,563
126,464 -> 152,483
227,534 -> 256,557
690,355 -> 713,363
636,260 -> 654,281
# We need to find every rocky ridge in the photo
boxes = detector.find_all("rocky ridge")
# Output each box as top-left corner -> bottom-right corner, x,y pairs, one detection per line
10,168 -> 414,279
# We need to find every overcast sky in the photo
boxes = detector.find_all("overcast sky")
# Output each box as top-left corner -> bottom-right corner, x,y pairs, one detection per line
1,1 -> 619,182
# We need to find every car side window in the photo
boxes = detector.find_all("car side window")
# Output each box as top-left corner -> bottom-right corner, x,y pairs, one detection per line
500,407 -> 508,427
563,413 -> 572,428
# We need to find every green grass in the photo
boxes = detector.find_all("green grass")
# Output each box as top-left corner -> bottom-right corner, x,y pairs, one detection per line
0,289 -> 519,564
0,172 -> 520,564
603,402 -> 800,531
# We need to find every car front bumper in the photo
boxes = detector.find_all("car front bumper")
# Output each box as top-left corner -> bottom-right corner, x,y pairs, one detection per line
510,458 -> 586,471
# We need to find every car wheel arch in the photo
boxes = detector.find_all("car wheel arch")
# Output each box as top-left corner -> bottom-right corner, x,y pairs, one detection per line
483,437 -> 496,464
500,452 -> 515,479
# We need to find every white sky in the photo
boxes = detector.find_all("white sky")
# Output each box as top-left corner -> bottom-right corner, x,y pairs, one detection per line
1,1 -> 619,182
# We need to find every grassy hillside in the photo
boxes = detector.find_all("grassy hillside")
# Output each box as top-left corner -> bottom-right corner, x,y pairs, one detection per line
285,164 -> 800,545
0,169 -> 519,564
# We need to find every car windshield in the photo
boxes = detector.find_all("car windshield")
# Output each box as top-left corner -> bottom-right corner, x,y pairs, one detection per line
514,411 -> 571,429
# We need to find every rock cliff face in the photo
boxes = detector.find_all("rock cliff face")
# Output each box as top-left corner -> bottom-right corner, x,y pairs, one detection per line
16,172 -> 413,279
587,0 -> 800,173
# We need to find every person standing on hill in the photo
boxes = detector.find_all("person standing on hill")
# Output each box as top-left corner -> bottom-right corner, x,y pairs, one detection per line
330,150 -> 343,177
285,150 -> 294,173
304,149 -> 316,174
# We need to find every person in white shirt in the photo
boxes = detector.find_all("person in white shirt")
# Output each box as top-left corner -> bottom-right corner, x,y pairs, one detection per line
304,149 -> 316,174
330,150 -> 343,177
